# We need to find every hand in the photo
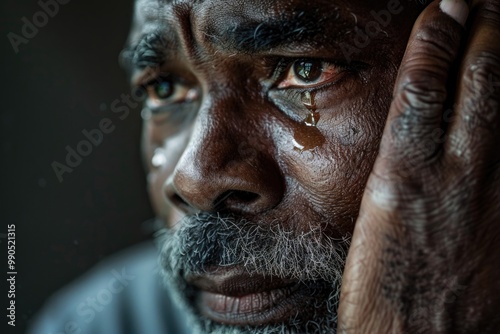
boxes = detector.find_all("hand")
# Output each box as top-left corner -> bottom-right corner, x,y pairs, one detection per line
338,0 -> 500,333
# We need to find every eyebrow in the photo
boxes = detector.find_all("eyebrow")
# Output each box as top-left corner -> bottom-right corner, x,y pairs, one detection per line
121,31 -> 170,71
206,10 -> 351,54
121,7 -> 357,71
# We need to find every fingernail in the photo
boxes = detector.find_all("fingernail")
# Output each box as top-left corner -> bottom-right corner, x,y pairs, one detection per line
440,0 -> 469,26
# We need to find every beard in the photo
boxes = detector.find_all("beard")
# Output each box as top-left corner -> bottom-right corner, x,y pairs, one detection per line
156,213 -> 350,334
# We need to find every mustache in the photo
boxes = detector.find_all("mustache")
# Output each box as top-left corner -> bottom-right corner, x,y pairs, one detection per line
157,212 -> 350,282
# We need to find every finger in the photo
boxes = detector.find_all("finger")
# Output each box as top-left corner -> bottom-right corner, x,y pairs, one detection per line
446,0 -> 500,166
377,0 -> 468,178
338,3 -> 471,331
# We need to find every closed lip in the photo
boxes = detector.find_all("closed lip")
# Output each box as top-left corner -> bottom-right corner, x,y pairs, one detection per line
186,268 -> 325,326
186,268 -> 297,297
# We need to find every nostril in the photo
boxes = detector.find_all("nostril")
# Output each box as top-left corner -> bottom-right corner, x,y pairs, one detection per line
234,191 -> 260,203
171,193 -> 190,210
214,190 -> 260,211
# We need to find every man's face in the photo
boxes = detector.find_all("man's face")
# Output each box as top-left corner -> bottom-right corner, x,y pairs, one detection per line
126,0 -> 424,332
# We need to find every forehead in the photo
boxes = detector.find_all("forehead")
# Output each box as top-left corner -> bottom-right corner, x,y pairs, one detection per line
134,0 -> 336,24
128,0 -> 393,49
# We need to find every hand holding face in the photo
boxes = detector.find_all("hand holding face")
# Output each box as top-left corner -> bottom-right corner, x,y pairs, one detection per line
339,0 -> 500,332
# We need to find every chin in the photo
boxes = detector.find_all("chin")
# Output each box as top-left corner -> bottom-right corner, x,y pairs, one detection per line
156,213 -> 350,334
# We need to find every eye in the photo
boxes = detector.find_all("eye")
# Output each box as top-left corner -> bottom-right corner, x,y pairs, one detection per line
277,59 -> 343,89
144,76 -> 198,109
153,80 -> 173,99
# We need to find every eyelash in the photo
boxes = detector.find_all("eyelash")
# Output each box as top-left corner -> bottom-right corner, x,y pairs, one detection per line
139,75 -> 198,112
263,58 -> 368,124
134,57 -> 364,121
271,57 -> 362,90
272,58 -> 291,80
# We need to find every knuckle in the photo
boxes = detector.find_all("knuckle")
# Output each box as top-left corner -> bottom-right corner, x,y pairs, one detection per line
478,0 -> 500,22
391,70 -> 446,141
461,51 -> 500,130
390,73 -> 447,160
398,73 -> 447,109
460,100 -> 499,134
463,50 -> 500,94
393,21 -> 462,119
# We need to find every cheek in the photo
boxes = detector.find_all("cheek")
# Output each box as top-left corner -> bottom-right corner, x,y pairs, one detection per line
275,96 -> 388,231
147,169 -> 170,220
142,122 -> 192,226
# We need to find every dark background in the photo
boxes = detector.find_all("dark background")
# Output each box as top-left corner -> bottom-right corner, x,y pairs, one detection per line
1,0 -> 154,332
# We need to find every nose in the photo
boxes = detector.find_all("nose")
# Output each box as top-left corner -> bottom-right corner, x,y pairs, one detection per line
165,106 -> 284,215
165,141 -> 284,214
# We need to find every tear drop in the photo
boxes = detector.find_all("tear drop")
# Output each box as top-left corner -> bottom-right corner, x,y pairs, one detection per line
301,91 -> 320,127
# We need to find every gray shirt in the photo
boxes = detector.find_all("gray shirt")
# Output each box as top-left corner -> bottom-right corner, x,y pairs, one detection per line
27,241 -> 190,334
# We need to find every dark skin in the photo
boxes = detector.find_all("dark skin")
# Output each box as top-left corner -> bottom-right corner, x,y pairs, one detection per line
134,0 -> 421,237
124,0 -> 500,332
339,0 -> 500,332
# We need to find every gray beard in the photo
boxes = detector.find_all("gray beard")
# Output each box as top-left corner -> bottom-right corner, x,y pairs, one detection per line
156,213 -> 350,334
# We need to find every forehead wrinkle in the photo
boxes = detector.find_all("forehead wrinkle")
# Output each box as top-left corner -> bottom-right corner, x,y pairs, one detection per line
125,0 -> 389,72
201,6 -> 360,54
